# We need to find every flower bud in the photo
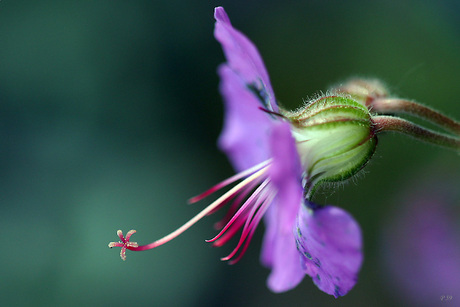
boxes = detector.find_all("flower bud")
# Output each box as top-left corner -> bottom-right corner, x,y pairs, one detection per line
284,95 -> 377,194
331,78 -> 388,107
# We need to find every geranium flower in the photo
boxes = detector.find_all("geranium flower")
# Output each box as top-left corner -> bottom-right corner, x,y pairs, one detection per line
110,7 -> 364,297
212,7 -> 364,295
109,6 -> 459,297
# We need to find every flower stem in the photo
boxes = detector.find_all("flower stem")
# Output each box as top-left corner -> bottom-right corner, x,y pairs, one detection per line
373,115 -> 460,152
371,98 -> 460,135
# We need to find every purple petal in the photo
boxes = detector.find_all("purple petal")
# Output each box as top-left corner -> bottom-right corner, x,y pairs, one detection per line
214,7 -> 277,112
260,122 -> 305,292
268,122 -> 303,235
263,215 -> 305,293
217,65 -> 275,172
295,204 -> 363,297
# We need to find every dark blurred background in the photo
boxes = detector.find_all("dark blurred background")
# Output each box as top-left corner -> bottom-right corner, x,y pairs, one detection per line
0,1 -> 459,306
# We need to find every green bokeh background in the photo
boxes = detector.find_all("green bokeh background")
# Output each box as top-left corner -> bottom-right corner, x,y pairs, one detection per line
1,1 -> 459,306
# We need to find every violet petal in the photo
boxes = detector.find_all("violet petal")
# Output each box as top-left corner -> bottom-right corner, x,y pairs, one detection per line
214,7 -> 277,112
217,65 -> 275,172
295,204 -> 363,297
261,122 -> 305,292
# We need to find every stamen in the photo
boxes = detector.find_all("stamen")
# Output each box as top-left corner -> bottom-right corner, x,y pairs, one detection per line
213,180 -> 258,229
205,189 -> 239,217
223,191 -> 275,264
220,194 -> 267,261
210,215 -> 247,248
109,160 -> 277,261
188,159 -> 271,204
207,179 -> 270,244
127,166 -> 270,252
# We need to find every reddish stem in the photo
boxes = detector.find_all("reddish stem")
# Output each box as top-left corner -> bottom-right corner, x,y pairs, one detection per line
372,98 -> 460,135
373,115 -> 460,151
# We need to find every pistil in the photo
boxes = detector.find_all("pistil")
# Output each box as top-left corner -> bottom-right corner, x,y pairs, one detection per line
109,160 -> 273,260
